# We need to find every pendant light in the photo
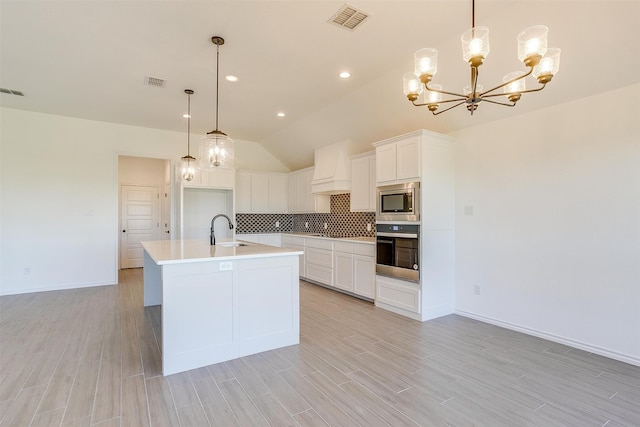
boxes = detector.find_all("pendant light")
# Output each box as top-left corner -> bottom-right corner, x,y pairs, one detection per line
180,89 -> 196,181
200,36 -> 234,169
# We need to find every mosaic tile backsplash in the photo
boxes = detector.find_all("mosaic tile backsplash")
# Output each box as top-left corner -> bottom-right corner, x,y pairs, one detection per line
236,193 -> 375,238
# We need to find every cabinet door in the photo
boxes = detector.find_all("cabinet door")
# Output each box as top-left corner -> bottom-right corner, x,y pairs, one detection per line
334,251 -> 354,292
396,137 -> 421,181
236,172 -> 252,212
353,255 -> 375,298
368,156 -> 377,211
350,156 -> 371,211
376,144 -> 397,184
251,175 -> 270,212
296,172 -> 307,212
288,173 -> 297,213
268,174 -> 288,213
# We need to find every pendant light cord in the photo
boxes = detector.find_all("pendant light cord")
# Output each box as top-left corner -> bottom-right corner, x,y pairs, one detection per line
472,0 -> 475,28
187,92 -> 191,156
215,43 -> 220,132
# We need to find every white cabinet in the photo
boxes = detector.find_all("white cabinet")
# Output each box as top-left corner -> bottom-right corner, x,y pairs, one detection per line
305,238 -> 334,286
288,168 -> 330,213
178,167 -> 235,189
333,241 -> 375,298
350,153 -> 376,212
376,275 -> 421,315
374,132 -> 421,185
235,171 -> 288,213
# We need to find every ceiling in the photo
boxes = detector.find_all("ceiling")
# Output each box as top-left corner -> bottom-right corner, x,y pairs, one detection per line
1,1 -> 639,170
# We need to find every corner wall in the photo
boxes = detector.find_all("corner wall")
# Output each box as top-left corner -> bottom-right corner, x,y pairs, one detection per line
453,83 -> 640,364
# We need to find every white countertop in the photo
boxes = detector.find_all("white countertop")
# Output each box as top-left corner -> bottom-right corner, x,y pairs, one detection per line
256,232 -> 375,244
142,239 -> 303,265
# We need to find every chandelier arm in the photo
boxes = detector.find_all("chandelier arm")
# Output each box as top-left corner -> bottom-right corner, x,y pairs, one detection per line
412,96 -> 467,108
432,100 -> 468,115
424,83 -> 467,99
479,67 -> 533,97
481,98 -> 517,107
481,82 -> 547,100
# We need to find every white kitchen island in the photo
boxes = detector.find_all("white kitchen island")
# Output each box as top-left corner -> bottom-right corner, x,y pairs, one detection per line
141,239 -> 302,376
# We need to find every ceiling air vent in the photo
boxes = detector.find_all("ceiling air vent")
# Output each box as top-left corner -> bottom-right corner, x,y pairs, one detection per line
328,4 -> 369,31
0,87 -> 25,96
144,76 -> 166,88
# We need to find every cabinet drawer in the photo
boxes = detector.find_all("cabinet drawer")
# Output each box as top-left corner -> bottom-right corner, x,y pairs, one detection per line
306,238 -> 333,250
376,276 -> 421,314
306,264 -> 333,286
353,243 -> 375,257
334,241 -> 354,253
306,248 -> 333,268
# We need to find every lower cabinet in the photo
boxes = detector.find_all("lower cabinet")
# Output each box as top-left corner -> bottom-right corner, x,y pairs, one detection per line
334,241 -> 375,299
376,275 -> 421,315
282,235 -> 375,300
305,238 -> 334,286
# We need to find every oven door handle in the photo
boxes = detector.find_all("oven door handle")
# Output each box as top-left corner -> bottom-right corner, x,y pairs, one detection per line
377,232 -> 419,238
377,239 -> 394,244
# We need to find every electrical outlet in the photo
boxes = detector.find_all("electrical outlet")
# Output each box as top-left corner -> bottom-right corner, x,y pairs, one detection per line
366,223 -> 372,232
275,221 -> 280,228
323,223 -> 328,229
305,222 -> 309,228
219,262 -> 233,271
474,285 -> 481,295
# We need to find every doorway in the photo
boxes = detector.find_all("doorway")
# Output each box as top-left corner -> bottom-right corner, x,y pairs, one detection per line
118,156 -> 171,269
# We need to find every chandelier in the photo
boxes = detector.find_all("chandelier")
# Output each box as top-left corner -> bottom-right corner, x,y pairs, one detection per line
200,36 -> 234,168
180,89 -> 196,181
403,0 -> 561,115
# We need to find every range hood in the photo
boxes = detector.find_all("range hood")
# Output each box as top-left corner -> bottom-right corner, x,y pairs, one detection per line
311,140 -> 354,194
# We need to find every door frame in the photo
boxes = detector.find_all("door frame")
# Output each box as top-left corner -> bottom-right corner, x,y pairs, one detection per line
114,153 -> 175,274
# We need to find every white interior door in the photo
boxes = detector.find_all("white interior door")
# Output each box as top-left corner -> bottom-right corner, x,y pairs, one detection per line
120,185 -> 160,268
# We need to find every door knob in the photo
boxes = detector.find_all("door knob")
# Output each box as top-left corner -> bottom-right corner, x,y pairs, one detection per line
122,229 -> 126,233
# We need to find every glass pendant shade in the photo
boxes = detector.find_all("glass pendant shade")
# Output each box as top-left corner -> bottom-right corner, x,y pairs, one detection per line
461,27 -> 490,63
200,131 -> 234,169
181,156 -> 196,181
533,48 -> 561,82
503,71 -> 526,94
426,84 -> 443,103
403,72 -> 423,97
414,48 -> 438,78
518,25 -> 548,65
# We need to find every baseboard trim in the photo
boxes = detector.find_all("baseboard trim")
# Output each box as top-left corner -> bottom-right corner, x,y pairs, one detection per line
0,280 -> 116,296
455,310 -> 640,367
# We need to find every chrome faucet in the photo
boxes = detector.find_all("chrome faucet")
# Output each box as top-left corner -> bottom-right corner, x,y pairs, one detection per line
210,214 -> 234,245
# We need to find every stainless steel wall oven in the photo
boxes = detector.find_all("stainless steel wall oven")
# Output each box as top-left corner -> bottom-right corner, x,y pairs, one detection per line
376,223 -> 419,282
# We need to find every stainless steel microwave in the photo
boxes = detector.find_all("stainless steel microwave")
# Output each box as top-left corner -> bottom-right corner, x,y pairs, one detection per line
376,182 -> 420,222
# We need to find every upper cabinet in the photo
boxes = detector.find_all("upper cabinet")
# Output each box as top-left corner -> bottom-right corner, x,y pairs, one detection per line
350,152 -> 376,212
289,167 -> 330,213
236,171 -> 288,213
178,168 -> 235,189
374,132 -> 421,185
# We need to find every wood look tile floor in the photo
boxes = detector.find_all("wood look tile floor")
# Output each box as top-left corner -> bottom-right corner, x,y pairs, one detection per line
1,268 -> 639,427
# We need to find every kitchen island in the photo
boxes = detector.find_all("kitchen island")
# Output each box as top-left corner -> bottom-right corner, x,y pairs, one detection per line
141,239 -> 302,376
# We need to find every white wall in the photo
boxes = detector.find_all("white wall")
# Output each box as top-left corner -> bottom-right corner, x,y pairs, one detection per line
453,83 -> 640,365
0,108 -> 288,295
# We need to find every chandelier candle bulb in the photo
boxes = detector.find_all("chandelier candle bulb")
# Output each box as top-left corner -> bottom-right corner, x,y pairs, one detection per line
533,48 -> 561,83
461,26 -> 489,66
414,48 -> 438,82
403,72 -> 423,100
518,25 -> 548,66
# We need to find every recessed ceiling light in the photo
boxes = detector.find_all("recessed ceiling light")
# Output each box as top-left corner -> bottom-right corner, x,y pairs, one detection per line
225,75 -> 238,82
338,71 -> 351,79
276,112 -> 286,117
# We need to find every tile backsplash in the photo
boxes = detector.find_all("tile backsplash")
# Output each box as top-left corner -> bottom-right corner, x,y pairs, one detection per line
236,193 -> 375,238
